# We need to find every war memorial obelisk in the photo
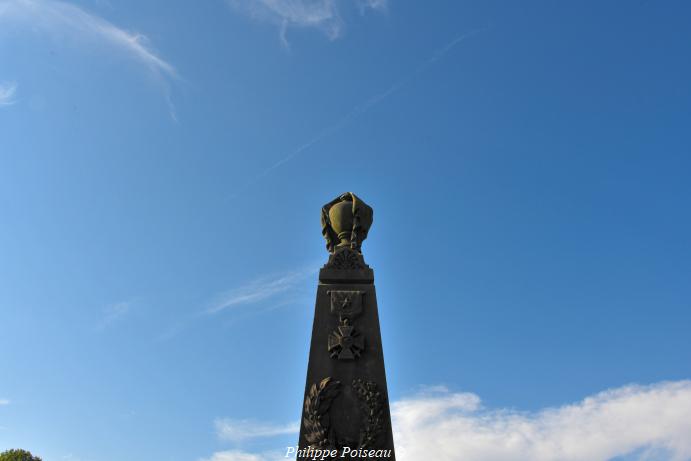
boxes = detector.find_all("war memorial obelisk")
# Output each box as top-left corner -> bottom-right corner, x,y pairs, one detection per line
297,192 -> 395,460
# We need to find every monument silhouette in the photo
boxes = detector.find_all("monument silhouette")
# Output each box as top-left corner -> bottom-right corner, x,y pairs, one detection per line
297,192 -> 396,460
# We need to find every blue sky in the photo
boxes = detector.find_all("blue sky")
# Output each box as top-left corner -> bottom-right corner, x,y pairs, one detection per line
1,1 -> 691,460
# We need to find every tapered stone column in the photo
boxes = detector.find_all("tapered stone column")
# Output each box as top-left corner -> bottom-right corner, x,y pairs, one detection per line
297,193 -> 396,461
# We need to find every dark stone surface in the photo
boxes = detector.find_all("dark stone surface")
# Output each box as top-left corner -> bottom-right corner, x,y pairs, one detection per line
298,195 -> 395,460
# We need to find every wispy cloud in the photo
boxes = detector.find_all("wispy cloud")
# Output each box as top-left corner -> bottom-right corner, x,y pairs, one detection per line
0,81 -> 17,106
60,454 -> 83,461
95,301 -> 131,330
215,418 -> 300,443
355,0 -> 386,14
0,0 -> 177,118
157,265 -> 317,341
206,266 -> 316,315
227,0 -> 386,45
0,398 -> 10,406
230,28 -> 485,199
200,380 -> 691,461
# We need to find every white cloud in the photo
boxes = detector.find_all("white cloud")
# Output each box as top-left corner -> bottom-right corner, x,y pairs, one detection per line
0,0 -> 177,117
0,81 -> 17,105
200,380 -> 691,461
392,381 -> 691,461
0,398 -> 10,405
227,0 -> 386,43
197,451 -> 268,461
199,450 -> 292,461
206,267 -> 315,314
215,418 -> 300,443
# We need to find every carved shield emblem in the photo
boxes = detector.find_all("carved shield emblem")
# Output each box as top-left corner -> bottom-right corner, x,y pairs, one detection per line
328,290 -> 365,320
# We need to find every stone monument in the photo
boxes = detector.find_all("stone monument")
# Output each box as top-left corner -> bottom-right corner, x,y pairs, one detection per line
297,192 -> 396,460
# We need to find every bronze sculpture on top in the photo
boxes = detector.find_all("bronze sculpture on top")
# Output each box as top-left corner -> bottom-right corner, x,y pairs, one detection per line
321,192 -> 373,253
296,193 -> 396,460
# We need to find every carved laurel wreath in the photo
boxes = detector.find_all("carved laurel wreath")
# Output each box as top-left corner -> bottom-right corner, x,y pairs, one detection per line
303,377 -> 385,453
352,378 -> 385,448
303,378 -> 341,449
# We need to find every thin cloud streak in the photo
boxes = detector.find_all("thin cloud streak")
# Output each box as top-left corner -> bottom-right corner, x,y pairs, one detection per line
206,266 -> 317,315
0,399 -> 10,406
0,81 -> 17,105
0,0 -> 177,118
229,28 -> 486,199
157,265 -> 317,341
215,418 -> 300,443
